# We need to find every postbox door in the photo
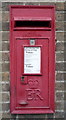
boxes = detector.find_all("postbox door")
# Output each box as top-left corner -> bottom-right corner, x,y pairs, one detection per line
15,37 -> 50,112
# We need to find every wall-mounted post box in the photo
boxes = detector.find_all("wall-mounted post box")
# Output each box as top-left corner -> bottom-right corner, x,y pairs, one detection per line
10,6 -> 55,114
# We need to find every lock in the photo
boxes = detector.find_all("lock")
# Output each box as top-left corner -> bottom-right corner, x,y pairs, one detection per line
30,39 -> 35,45
21,76 -> 27,84
21,76 -> 24,84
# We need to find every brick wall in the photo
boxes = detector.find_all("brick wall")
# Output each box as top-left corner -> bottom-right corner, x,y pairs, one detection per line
0,1 -> 65,120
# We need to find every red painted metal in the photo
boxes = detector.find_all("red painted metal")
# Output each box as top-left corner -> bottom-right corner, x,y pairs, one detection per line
10,5 -> 55,114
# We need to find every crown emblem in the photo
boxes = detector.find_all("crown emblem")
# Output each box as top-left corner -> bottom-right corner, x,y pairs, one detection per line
28,79 -> 39,89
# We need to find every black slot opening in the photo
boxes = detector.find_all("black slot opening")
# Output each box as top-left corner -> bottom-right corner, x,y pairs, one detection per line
14,21 -> 51,28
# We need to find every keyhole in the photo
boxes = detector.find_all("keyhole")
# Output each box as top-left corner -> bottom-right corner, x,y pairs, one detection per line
21,76 -> 24,81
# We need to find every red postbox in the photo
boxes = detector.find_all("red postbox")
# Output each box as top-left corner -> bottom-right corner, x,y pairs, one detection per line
10,6 -> 55,114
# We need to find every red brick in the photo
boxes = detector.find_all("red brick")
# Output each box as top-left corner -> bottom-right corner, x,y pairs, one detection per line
2,93 -> 10,102
2,103 -> 9,111
2,52 -> 9,61
55,101 -> 64,110
56,73 -> 64,81
2,72 -> 9,81
2,31 -> 9,41
56,92 -> 64,101
2,83 -> 10,92
56,43 -> 64,51
56,82 -> 64,91
56,21 -> 64,31
2,42 -> 9,51
56,32 -> 64,41
56,63 -> 64,71
56,12 -> 64,21
2,22 -> 9,31
56,52 -> 64,61
2,63 -> 9,72
2,113 -> 16,119
56,3 -> 64,11
2,11 -> 9,22
54,112 -> 64,118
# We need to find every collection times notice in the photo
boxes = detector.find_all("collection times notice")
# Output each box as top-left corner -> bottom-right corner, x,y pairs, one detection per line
24,47 -> 41,74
